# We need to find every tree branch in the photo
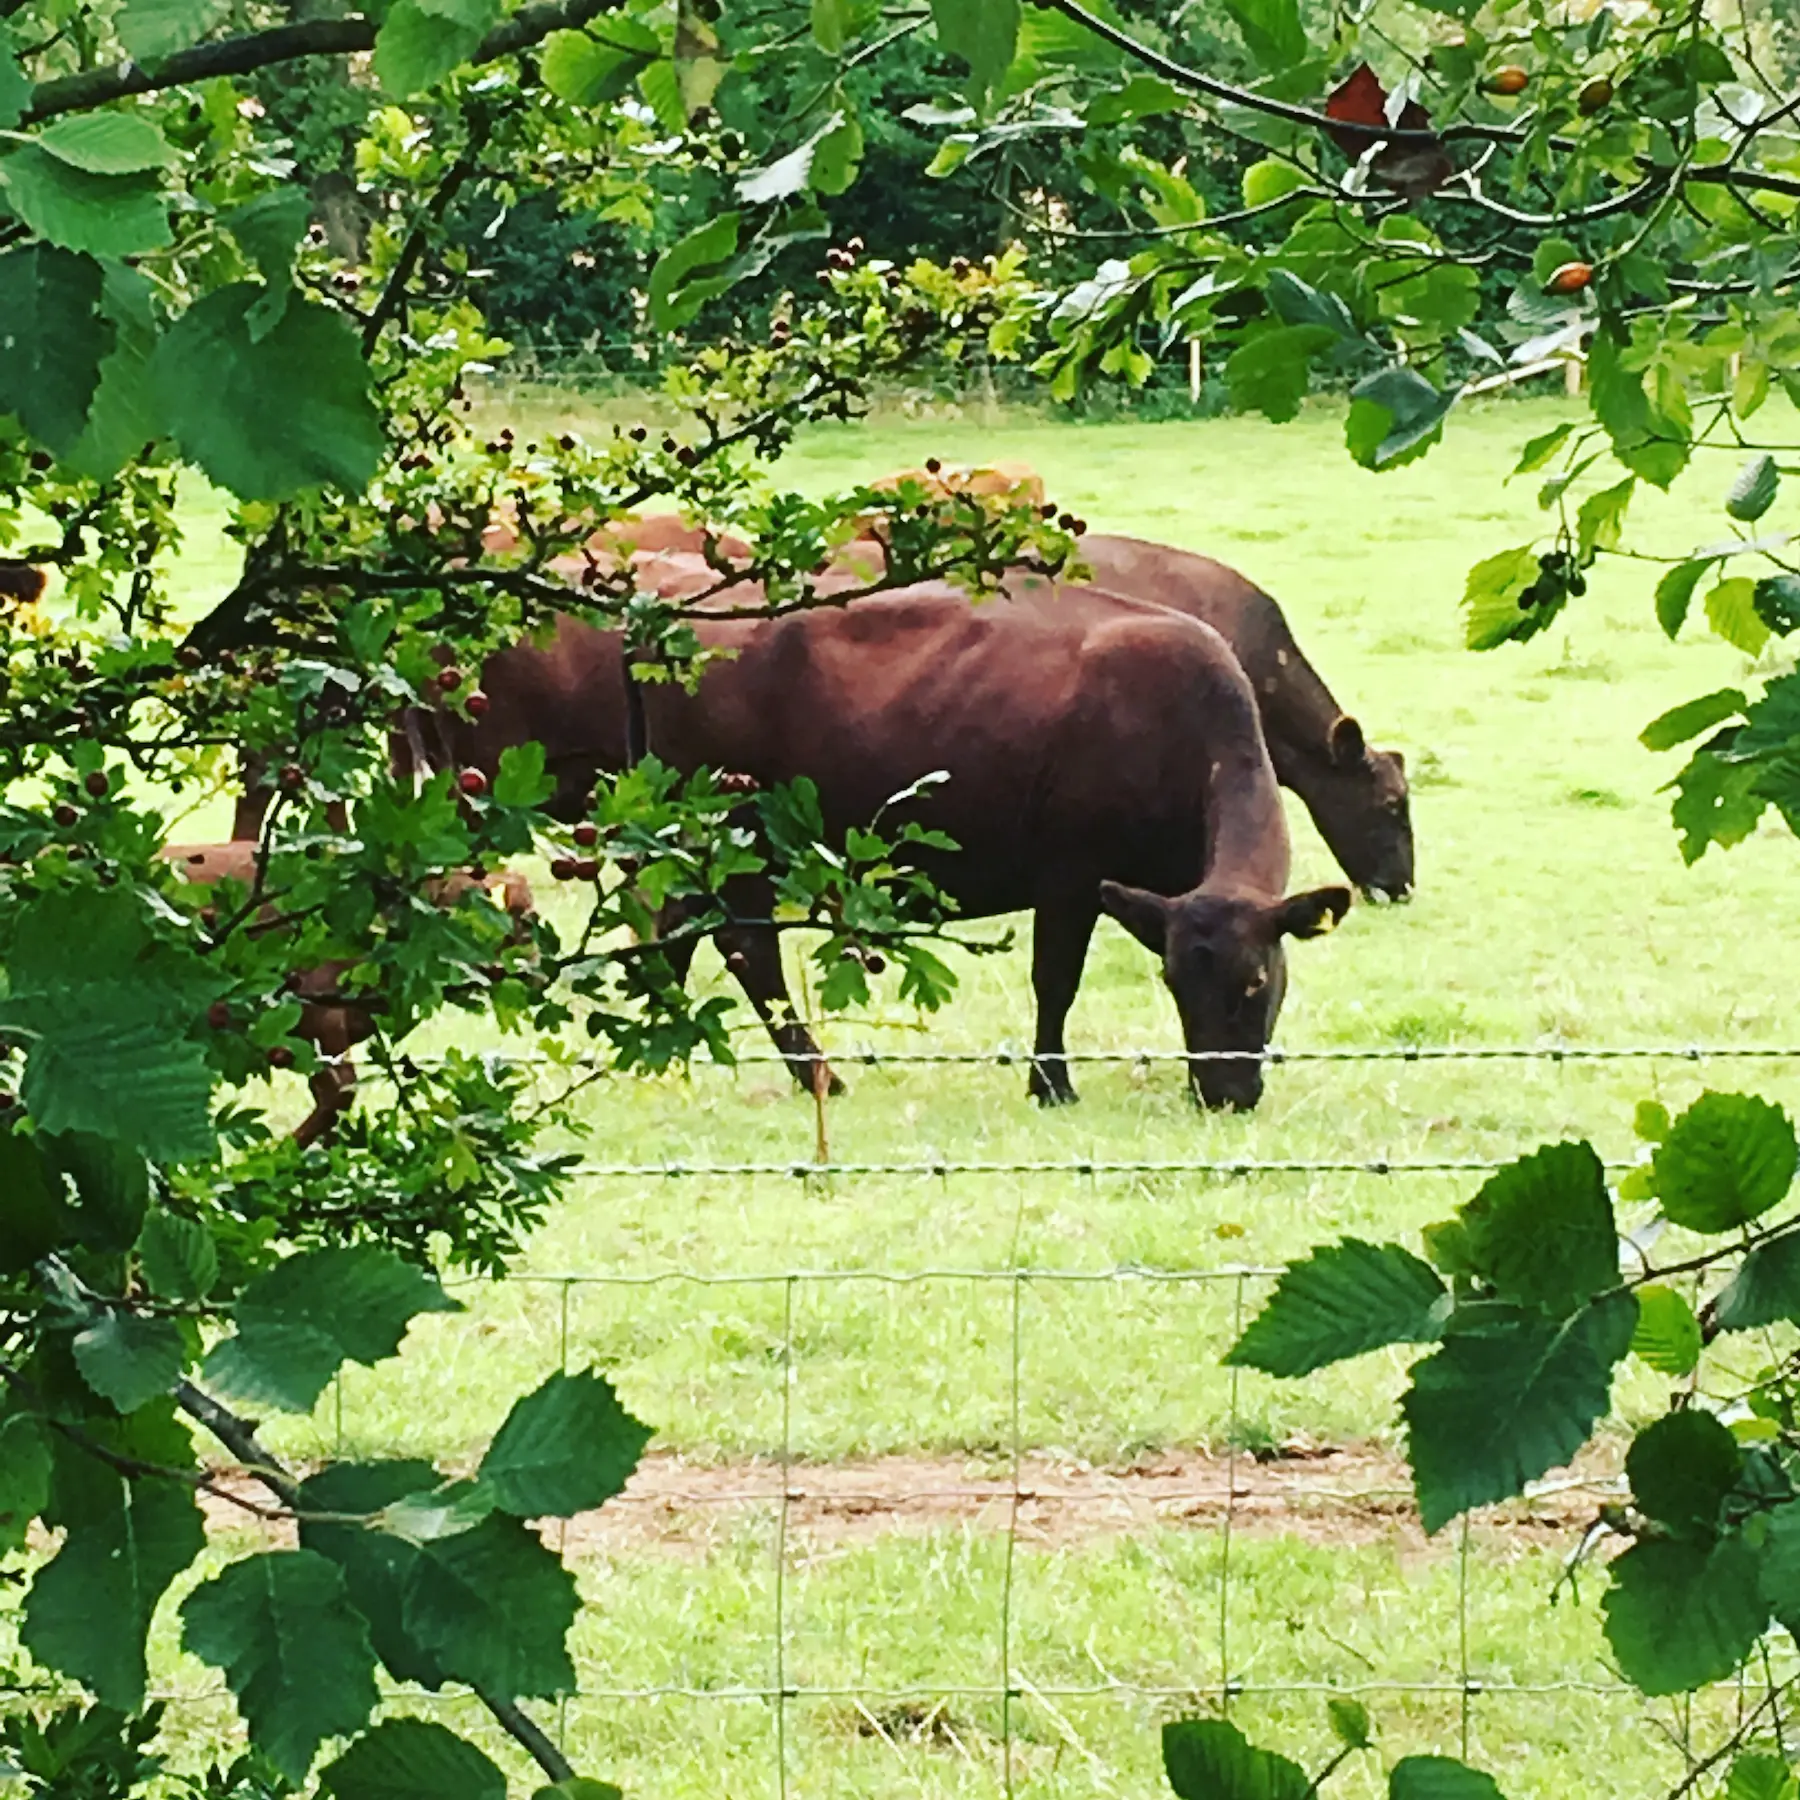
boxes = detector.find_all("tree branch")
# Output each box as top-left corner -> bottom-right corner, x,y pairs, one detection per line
479,1690 -> 574,1783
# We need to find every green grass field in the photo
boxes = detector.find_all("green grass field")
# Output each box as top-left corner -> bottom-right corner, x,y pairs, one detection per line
141,394 -> 1800,1796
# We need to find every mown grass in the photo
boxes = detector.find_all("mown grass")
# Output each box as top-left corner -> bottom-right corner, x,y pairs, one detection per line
134,394 -> 1800,1794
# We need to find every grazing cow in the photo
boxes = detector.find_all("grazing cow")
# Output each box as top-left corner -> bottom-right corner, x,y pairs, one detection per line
415,583 -> 1349,1110
161,842 -> 534,1145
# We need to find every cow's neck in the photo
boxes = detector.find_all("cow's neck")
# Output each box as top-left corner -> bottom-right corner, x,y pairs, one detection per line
1198,739 -> 1291,900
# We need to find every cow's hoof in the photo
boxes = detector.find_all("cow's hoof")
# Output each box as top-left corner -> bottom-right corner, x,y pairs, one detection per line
1029,1073 -> 1079,1107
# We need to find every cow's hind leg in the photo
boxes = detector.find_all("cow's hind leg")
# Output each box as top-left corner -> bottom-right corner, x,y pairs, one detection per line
716,921 -> 843,1097
1028,895 -> 1098,1105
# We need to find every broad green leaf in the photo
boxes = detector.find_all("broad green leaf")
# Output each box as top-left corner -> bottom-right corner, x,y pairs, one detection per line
1652,1091 -> 1797,1231
0,244 -> 110,454
1635,1100 -> 1672,1142
1669,748 -> 1766,864
1514,421 -> 1574,474
812,0 -> 853,53
33,115 -> 176,175
73,1311 -> 185,1414
1626,1409 -> 1740,1536
1347,367 -> 1456,471
1453,1140 -> 1618,1318
137,1209 -> 218,1302
1655,559 -> 1712,639
0,1414 -> 52,1552
403,1513 -> 579,1698
647,213 -> 740,334
1242,158 -> 1311,207
479,1369 -> 652,1517
1756,574 -> 1800,636
50,1130 -> 150,1253
540,19 -> 658,106
1462,545 -> 1540,651
739,113 -> 852,205
226,189 -> 311,340
1265,268 -> 1355,336
1706,577 -> 1771,657
116,0 -> 229,59
0,1126 -> 70,1274
1640,688 -> 1745,751
1603,1534 -> 1765,1694
181,1551 -> 378,1782
929,0 -> 1020,110
1402,1293 -> 1636,1533
1576,476 -> 1634,559
1760,1501 -> 1800,1637
65,261 -> 166,481
19,1020 -> 213,1163
1390,1759 -> 1507,1800
637,59 -> 687,134
1163,1719 -> 1309,1800
533,1784 -> 624,1800
372,0 -> 490,96
1714,1233 -> 1800,1332
205,1245 -> 461,1414
925,138 -> 973,178
1589,331 -> 1690,489
1724,1755 -> 1797,1800
1327,1696 -> 1371,1749
1225,1238 -> 1444,1376
299,1461 -> 448,1688
1727,452 -> 1780,522
1629,1286 -> 1701,1375
0,149 -> 170,257
1224,0 -> 1306,70
321,1721 -> 507,1800
0,45 -> 28,129
153,287 -> 386,500
1087,75 -> 1186,125
1735,671 -> 1800,759
809,111 -> 864,196
1224,323 -> 1335,424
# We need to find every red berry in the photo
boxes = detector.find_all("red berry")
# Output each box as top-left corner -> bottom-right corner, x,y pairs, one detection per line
206,1001 -> 232,1030
1488,64 -> 1529,94
550,857 -> 578,881
177,645 -> 203,670
574,822 -> 598,847
574,857 -> 600,881
437,666 -> 464,692
52,803 -> 78,828
1545,260 -> 1594,296
466,691 -> 490,717
267,1045 -> 295,1069
458,768 -> 488,797
84,771 -> 109,798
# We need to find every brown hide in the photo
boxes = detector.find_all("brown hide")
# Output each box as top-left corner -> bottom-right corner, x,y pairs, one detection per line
427,584 -> 1349,1108
160,842 -> 534,1144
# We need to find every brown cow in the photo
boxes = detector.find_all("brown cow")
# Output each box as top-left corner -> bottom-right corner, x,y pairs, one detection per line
416,583 -> 1349,1109
161,842 -> 534,1145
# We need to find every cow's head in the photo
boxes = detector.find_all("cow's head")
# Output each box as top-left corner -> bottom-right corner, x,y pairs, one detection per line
1099,879 -> 1352,1110
1292,716 -> 1413,902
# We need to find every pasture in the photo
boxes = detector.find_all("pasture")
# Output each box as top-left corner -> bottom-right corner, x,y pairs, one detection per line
152,396 -> 1800,1796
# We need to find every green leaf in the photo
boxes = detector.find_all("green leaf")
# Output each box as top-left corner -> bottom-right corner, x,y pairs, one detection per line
739,112 -> 857,205
33,115 -> 176,175
299,1461 -> 448,1688
647,212 -> 741,334
929,0 -> 1020,110
1652,1092 -> 1797,1232
1714,1233 -> 1800,1332
1629,1286 -> 1702,1375
812,0 -> 853,53
1264,269 -> 1356,337
65,261 -> 166,481
137,1209 -> 218,1302
1755,574 -> 1800,636
1514,421 -> 1574,474
479,1369 -> 652,1518
20,1023 -> 212,1164
1389,1759 -> 1507,1800
1706,576 -> 1772,657
533,1784 -> 624,1800
22,1428 -> 205,1709
181,1551 -> 379,1782
0,1413 -> 52,1553
1347,367 -> 1456,471
1163,1719 -> 1309,1800
1627,1410 -> 1740,1535
321,1721 -> 507,1800
0,244 -> 110,454
1603,1534 -> 1766,1694
1759,1500 -> 1800,1637
1241,158 -> 1311,207
1224,1239 -> 1444,1377
72,1311 -> 185,1414
1223,0 -> 1306,70
1635,1100 -> 1671,1142
1402,1294 -> 1636,1534
1087,75 -> 1185,124
0,44 -> 29,129
1641,688 -> 1746,751
1655,558 -> 1712,639
206,1245 -> 460,1414
493,740 -> 555,810
372,0 -> 490,97
1327,1696 -> 1371,1750
1576,476 -> 1634,559
540,19 -> 657,105
1224,322 -> 1335,424
403,1513 -> 579,1698
1461,545 -> 1541,651
1589,331 -> 1690,488
1727,452 -> 1780,523
0,1127 -> 70,1274
153,287 -> 386,501
1669,748 -> 1766,864
1724,1755 -> 1797,1800
0,149 -> 170,257
50,1130 -> 151,1253
116,0 -> 229,59
226,189 -> 312,339
1451,1141 -> 1618,1318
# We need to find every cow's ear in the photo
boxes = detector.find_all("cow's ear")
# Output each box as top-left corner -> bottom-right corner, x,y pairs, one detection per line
1275,886 -> 1352,940
1100,881 -> 1170,952
1330,715 -> 1366,766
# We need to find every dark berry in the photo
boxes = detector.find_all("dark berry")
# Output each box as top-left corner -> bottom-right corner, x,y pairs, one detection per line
279,763 -> 306,791
573,857 -> 600,881
52,803 -> 77,828
865,952 -> 886,975
84,771 -> 108,798
206,1001 -> 232,1030
177,645 -> 203,670
437,666 -> 464,692
466,691 -> 490,717
573,822 -> 598,847
551,856 -> 578,881
458,768 -> 488,797
267,1045 -> 295,1069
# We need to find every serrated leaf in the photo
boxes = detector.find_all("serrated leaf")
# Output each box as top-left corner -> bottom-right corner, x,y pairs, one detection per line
479,1369 -> 652,1518
403,1513 -> 579,1698
1164,1719 -> 1308,1800
226,189 -> 311,339
206,1246 -> 459,1413
321,1721 -> 507,1800
540,20 -> 657,106
65,261 -> 166,481
1627,1410 -> 1739,1534
153,287 -> 385,500
1403,1293 -> 1636,1533
116,0 -> 229,59
1223,0 -> 1306,70
1652,1092 -> 1797,1232
1706,576 -> 1772,657
1728,453 -> 1780,522
137,1209 -> 218,1302
0,1414 -> 52,1552
50,1131 -> 150,1253
1224,1238 -> 1444,1377
1224,322 -> 1336,423
20,1017 -> 214,1164
1714,1233 -> 1800,1332
181,1551 -> 378,1782
1514,421 -> 1575,475
1655,558 -> 1712,639
1603,1534 -> 1765,1694
647,212 -> 740,334
0,149 -> 170,257
1669,748 -> 1766,864
1576,476 -> 1634,559
1724,1755 -> 1796,1800
1641,688 -> 1746,752
72,1311 -> 185,1414
1327,1695 -> 1371,1749
929,0 -> 1020,110
1390,1758 -> 1507,1800
1755,574 -> 1800,636
1347,366 -> 1457,471
1629,1286 -> 1701,1375
0,45 -> 28,129
372,0 -> 487,96
1453,1140 -> 1617,1318
33,115 -> 176,175
1462,545 -> 1541,650
0,244 -> 110,455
